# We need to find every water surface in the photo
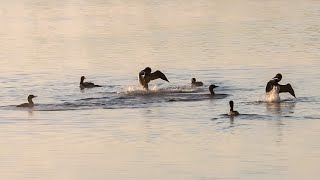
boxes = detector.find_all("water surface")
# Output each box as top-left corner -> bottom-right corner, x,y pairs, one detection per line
0,0 -> 320,179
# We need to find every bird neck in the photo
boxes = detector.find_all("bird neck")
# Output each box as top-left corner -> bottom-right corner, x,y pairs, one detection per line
274,79 -> 280,83
230,106 -> 234,112
80,78 -> 84,84
28,98 -> 34,105
209,87 -> 215,95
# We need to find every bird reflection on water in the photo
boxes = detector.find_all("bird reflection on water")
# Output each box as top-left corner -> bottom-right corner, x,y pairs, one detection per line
265,101 -> 296,144
265,101 -> 296,116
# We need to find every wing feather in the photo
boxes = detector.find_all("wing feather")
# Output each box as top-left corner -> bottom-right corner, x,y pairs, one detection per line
146,70 -> 169,82
279,84 -> 296,98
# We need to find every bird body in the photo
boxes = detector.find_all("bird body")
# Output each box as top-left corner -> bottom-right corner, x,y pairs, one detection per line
228,101 -> 239,116
80,76 -> 101,89
17,95 -> 37,108
191,78 -> 203,87
266,73 -> 296,98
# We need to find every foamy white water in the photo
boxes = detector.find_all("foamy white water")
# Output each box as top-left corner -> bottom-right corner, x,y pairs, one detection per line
0,0 -> 320,179
265,86 -> 281,103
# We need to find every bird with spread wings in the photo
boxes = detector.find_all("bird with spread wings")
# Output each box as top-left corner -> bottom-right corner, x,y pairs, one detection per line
138,67 -> 169,90
265,73 -> 296,98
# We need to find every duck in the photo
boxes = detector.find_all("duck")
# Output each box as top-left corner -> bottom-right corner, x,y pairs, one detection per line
139,67 -> 169,90
265,73 -> 296,98
17,95 -> 37,108
209,84 -> 219,95
191,78 -> 203,87
80,76 -> 102,89
228,100 -> 239,116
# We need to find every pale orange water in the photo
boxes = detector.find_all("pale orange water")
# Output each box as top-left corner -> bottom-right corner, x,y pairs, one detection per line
0,0 -> 320,179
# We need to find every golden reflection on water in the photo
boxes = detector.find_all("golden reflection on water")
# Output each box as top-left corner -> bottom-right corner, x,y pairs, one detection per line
0,107 -> 320,179
265,101 -> 296,115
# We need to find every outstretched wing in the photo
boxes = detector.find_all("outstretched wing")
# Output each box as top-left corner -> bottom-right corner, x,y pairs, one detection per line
146,70 -> 169,82
279,84 -> 296,98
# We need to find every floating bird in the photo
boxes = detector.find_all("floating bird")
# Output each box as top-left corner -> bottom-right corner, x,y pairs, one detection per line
209,84 -> 219,95
265,73 -> 296,98
17,95 -> 37,108
228,100 -> 239,116
80,76 -> 102,89
191,78 -> 203,87
138,67 -> 169,90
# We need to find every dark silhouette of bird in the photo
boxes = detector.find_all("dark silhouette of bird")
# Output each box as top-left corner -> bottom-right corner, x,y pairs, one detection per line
209,84 -> 219,95
191,78 -> 203,87
228,100 -> 239,116
17,95 -> 37,108
138,67 -> 169,90
265,73 -> 296,98
80,76 -> 102,89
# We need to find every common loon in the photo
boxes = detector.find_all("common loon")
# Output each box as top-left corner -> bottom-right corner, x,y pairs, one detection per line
191,78 -> 203,87
80,76 -> 102,89
228,100 -> 239,116
209,84 -> 219,95
265,73 -> 296,98
17,95 -> 37,108
139,67 -> 169,90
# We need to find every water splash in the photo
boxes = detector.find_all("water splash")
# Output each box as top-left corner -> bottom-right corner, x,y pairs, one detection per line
265,86 -> 280,102
121,85 -> 199,95
1,85 -> 225,111
256,86 -> 280,103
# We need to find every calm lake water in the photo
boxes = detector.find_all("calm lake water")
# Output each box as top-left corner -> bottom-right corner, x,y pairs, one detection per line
0,0 -> 320,179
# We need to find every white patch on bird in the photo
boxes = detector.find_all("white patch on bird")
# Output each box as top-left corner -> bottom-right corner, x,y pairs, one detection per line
265,86 -> 280,103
